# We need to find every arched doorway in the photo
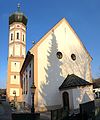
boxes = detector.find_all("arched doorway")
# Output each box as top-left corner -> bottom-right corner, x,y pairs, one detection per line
62,92 -> 69,111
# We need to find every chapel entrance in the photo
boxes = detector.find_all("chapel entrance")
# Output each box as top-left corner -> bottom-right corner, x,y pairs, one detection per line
62,92 -> 69,111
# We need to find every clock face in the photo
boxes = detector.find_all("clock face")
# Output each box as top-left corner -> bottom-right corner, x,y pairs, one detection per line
71,54 -> 76,61
56,52 -> 63,59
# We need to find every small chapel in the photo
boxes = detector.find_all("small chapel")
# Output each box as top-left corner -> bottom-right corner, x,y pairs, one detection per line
6,5 -> 94,115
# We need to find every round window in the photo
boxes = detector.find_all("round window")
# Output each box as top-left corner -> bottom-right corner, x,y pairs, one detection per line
56,52 -> 63,59
71,54 -> 76,61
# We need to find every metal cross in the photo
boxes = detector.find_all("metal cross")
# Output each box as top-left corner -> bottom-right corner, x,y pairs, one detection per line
17,3 -> 20,12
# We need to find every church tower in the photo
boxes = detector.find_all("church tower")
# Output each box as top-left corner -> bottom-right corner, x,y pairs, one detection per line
7,4 -> 28,102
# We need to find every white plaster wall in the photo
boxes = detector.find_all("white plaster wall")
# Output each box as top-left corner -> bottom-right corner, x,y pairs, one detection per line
72,86 -> 94,109
9,45 -> 13,57
37,20 -> 92,110
10,88 -> 19,96
10,25 -> 14,30
22,60 -> 33,106
10,75 -> 20,84
11,62 -> 20,72
85,63 -> 92,82
15,44 -> 20,56
68,89 -> 74,110
21,25 -> 26,31
72,88 -> 81,109
22,46 -> 25,58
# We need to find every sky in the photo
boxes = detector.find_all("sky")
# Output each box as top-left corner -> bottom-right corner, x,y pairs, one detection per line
0,0 -> 100,88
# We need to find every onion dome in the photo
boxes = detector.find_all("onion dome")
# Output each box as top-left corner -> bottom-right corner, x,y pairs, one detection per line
9,3 -> 28,26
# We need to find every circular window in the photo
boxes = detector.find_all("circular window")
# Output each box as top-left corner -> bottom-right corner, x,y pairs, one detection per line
71,54 -> 76,61
56,52 -> 63,59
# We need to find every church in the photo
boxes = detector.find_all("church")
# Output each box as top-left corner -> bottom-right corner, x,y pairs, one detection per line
7,6 -> 94,114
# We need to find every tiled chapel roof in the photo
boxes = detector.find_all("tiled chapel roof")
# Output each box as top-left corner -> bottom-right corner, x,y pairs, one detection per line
59,74 -> 92,90
93,78 -> 100,88
20,51 -> 33,74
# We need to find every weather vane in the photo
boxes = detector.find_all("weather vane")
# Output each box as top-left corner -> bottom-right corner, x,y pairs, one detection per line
17,3 -> 20,12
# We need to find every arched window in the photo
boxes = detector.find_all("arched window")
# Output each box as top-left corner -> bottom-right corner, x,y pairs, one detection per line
17,32 -> 19,39
14,75 -> 16,79
62,92 -> 69,111
24,78 -> 25,94
11,33 -> 13,40
23,34 -> 24,41
29,70 -> 31,78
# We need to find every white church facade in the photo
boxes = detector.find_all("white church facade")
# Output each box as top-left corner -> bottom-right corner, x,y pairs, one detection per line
20,18 -> 94,112
7,7 -> 94,113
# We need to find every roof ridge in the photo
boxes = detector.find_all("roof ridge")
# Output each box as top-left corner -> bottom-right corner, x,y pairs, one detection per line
30,18 -> 92,60
59,74 -> 92,90
29,17 -> 65,51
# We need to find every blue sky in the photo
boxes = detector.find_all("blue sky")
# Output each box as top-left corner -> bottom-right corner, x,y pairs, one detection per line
0,0 -> 100,88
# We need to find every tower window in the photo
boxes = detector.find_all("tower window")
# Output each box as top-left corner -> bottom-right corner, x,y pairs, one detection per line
14,75 -> 16,79
23,35 -> 24,41
11,33 -> 13,40
17,32 -> 19,39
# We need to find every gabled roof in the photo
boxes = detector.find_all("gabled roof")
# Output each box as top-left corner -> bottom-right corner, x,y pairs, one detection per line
93,78 -> 100,88
59,74 -> 92,90
20,51 -> 34,74
30,18 -> 92,60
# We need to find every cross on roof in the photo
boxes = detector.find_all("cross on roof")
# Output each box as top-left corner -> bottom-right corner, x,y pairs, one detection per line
17,3 -> 20,12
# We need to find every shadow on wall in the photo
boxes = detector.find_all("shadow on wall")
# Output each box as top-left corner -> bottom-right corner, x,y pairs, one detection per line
62,45 -> 89,81
77,91 -> 91,105
81,92 -> 91,103
74,48 -> 89,80
39,32 -> 64,111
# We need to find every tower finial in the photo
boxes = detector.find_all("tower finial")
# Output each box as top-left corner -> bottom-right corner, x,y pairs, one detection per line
17,3 -> 20,12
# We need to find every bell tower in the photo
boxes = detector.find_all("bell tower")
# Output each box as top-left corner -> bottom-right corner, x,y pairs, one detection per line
7,4 -> 28,102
